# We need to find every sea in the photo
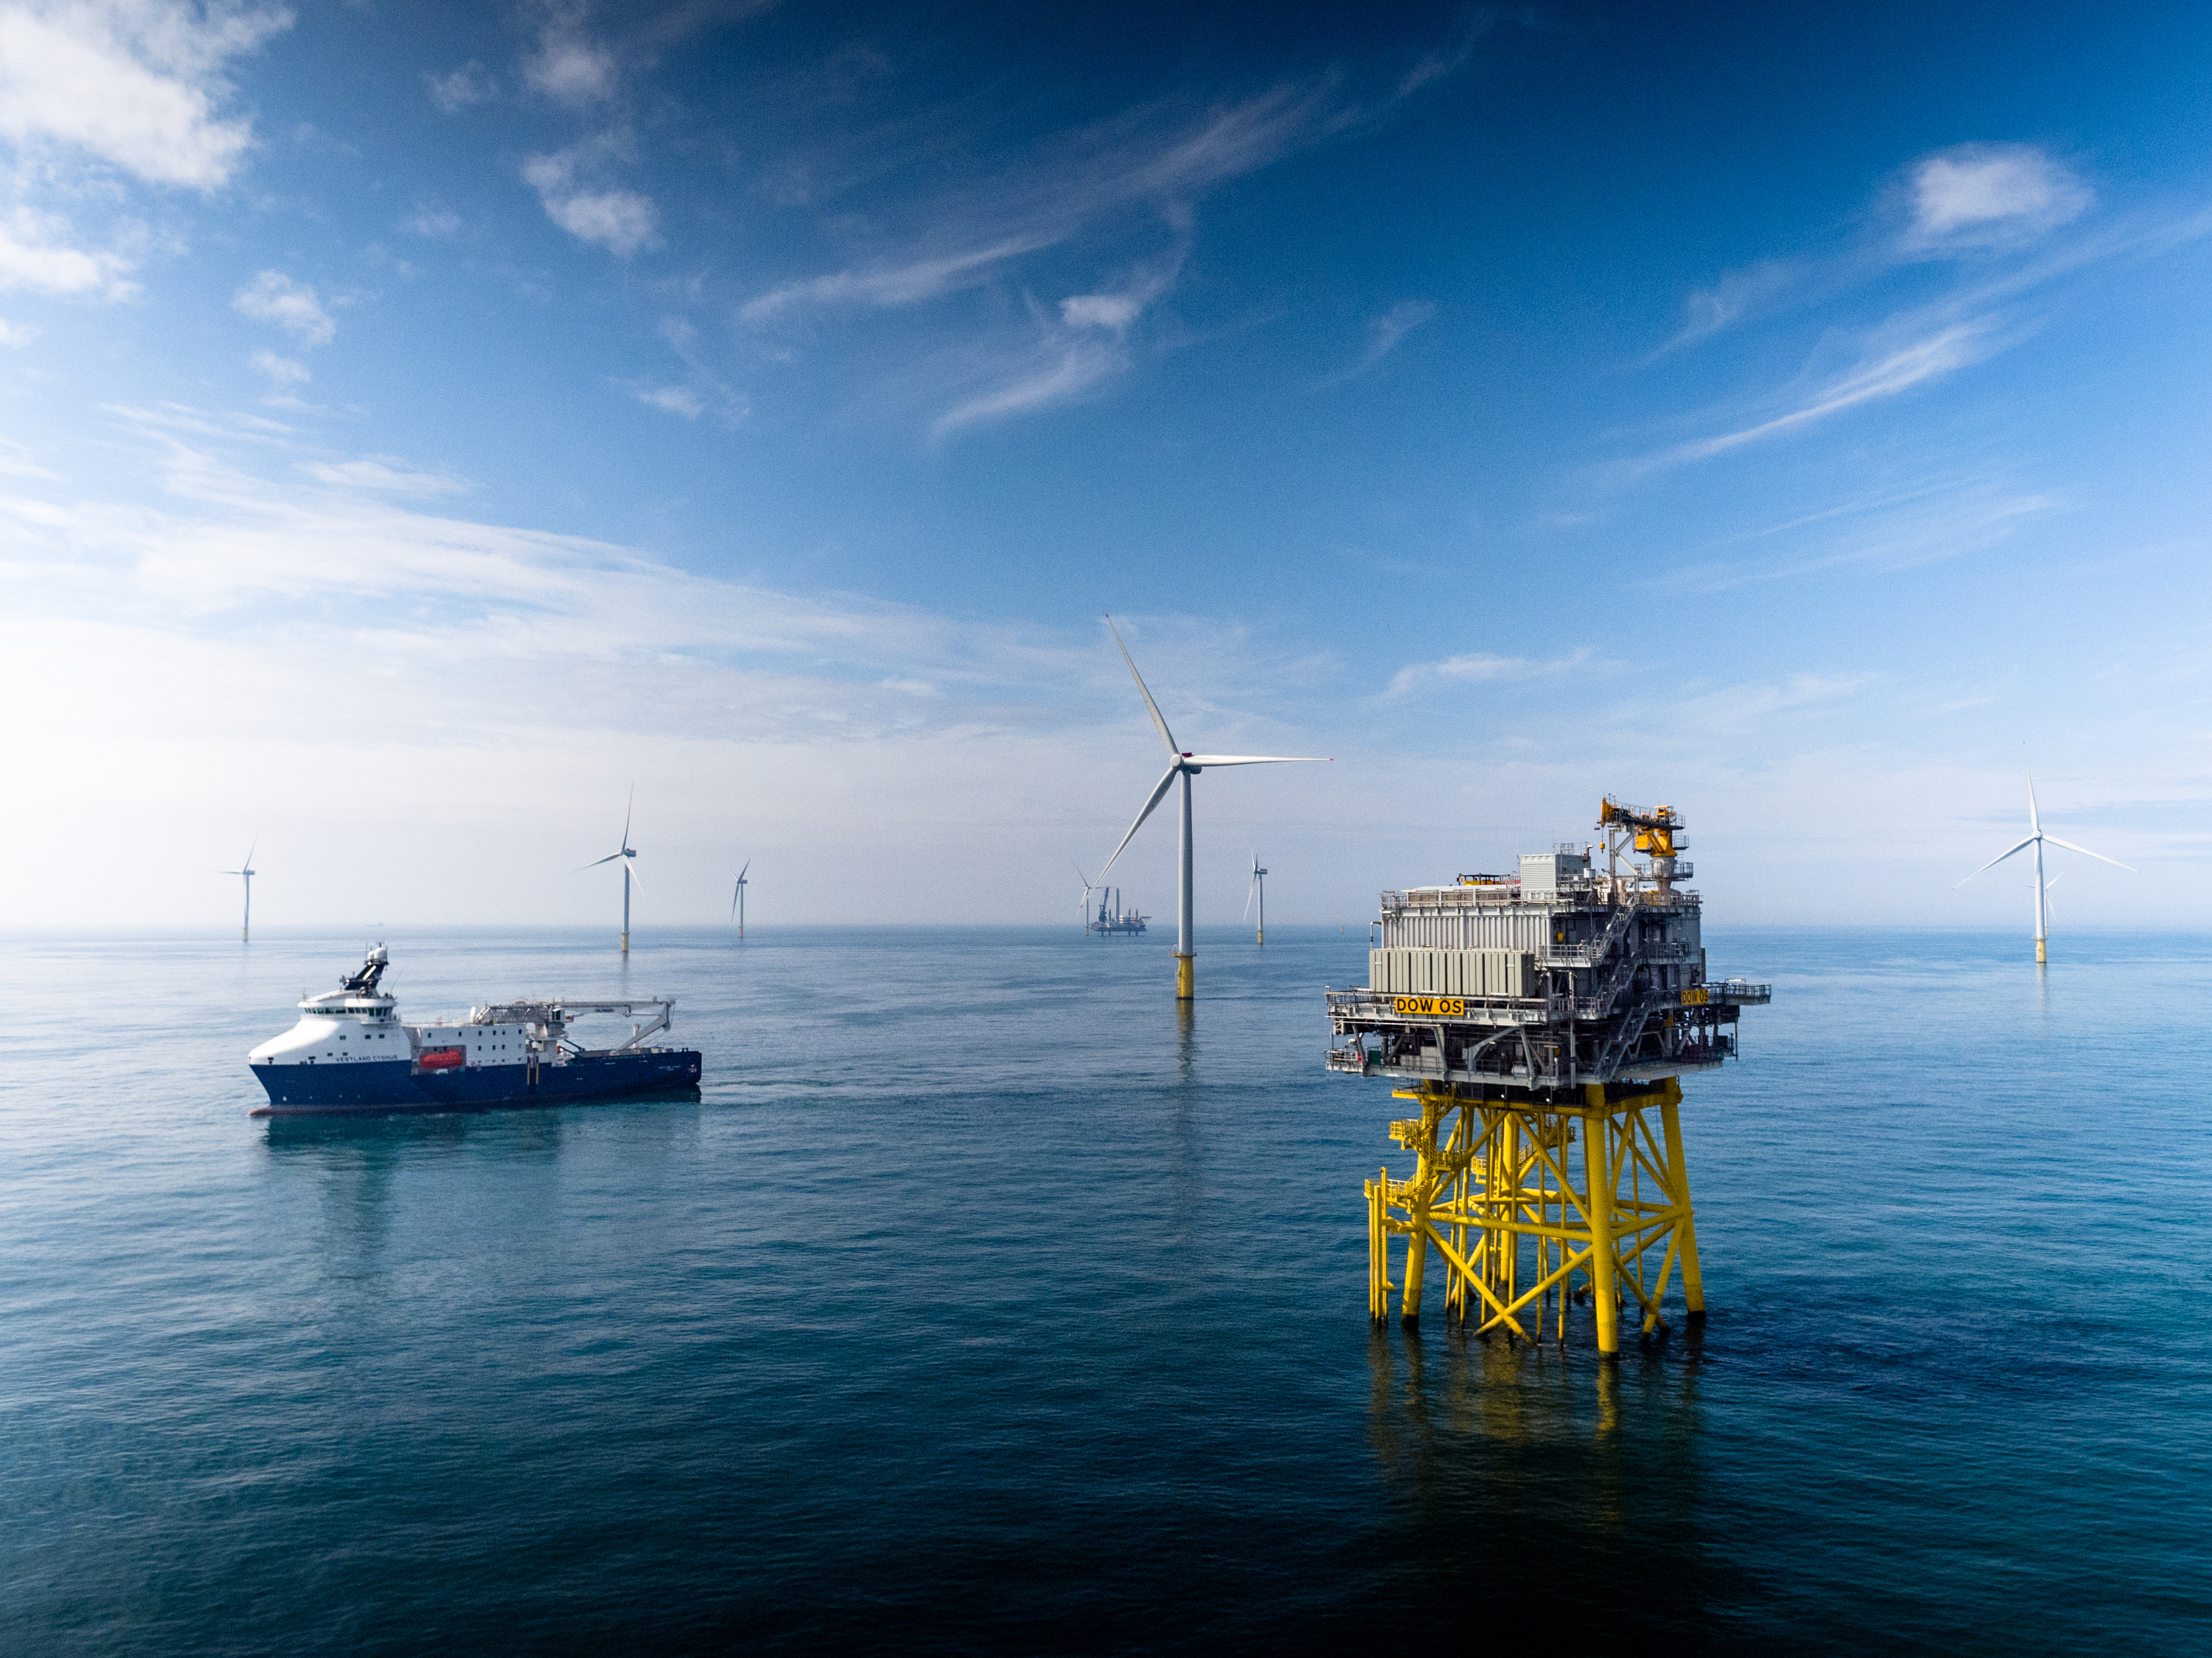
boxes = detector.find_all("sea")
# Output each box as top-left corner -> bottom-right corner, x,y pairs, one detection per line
1,924 -> 2207,1653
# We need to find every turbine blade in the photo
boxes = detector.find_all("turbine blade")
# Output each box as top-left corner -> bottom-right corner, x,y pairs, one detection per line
622,783 -> 635,852
1072,860 -> 1093,893
2043,835 -> 2135,873
623,859 -> 643,894
244,834 -> 258,869
1181,754 -> 1332,766
731,885 -> 740,923
1106,615 -> 1179,757
737,860 -> 749,881
1954,837 -> 2035,887
576,851 -> 627,872
2026,759 -> 2041,836
1241,874 -> 1257,924
1098,764 -> 1180,880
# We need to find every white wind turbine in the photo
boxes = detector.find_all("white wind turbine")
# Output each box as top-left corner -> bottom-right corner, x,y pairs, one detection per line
1955,762 -> 2133,964
1095,617 -> 1327,999
220,836 -> 258,942
1073,861 -> 1096,932
579,786 -> 643,954
730,862 -> 749,938
1242,854 -> 1268,946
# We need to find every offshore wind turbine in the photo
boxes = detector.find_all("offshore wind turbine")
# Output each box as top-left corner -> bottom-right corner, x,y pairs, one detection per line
730,862 -> 749,938
1242,855 -> 1268,945
1095,617 -> 1327,999
1073,861 -> 1096,932
220,837 -> 258,942
579,786 -> 643,953
1955,763 -> 2133,964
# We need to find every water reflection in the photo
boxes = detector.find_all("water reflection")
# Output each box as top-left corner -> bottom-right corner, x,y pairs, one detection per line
1363,1323 -> 1719,1637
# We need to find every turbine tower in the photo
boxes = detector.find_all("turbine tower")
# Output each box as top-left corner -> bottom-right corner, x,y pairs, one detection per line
580,786 -> 643,953
1242,855 -> 1268,945
221,837 -> 258,942
730,862 -> 749,938
1956,762 -> 2133,963
1095,616 -> 1326,999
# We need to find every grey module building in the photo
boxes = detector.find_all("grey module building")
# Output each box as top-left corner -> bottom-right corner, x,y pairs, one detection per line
1327,800 -> 1769,1094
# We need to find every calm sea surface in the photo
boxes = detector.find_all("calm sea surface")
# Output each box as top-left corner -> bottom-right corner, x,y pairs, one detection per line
2,924 -> 2207,1652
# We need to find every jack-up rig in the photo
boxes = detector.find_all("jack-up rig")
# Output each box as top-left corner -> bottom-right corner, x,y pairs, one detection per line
1088,887 -> 1148,935
1326,798 -> 1769,1357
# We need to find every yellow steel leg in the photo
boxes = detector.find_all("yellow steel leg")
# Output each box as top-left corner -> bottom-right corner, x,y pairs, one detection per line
1583,1084 -> 1620,1358
1657,1081 -> 1705,1324
1402,1223 -> 1428,1323
1367,1172 -> 1388,1320
1175,954 -> 1195,999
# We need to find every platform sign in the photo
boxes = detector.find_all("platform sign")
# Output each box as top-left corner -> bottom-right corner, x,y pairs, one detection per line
1392,996 -> 1466,1017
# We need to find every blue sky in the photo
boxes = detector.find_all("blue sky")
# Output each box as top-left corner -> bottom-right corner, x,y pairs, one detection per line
6,0 -> 2211,934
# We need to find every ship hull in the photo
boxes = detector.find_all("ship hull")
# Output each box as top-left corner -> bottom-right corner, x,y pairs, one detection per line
249,1050 -> 703,1117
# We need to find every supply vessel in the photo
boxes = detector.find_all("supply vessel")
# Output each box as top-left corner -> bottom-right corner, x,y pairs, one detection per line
246,945 -> 701,1116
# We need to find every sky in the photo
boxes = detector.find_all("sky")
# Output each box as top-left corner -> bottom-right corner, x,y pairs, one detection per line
5,0 -> 2212,936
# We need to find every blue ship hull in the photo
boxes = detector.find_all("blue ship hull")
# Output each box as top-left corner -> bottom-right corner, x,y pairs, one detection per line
250,1050 -> 702,1117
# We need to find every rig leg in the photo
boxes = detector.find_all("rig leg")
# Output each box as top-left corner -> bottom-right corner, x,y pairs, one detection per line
1174,953 -> 1195,999
1402,1225 -> 1428,1324
1367,1173 -> 1389,1321
1657,1081 -> 1706,1325
1583,1084 -> 1621,1359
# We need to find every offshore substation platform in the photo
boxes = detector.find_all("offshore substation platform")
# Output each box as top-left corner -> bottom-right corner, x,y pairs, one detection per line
1326,798 -> 1769,1356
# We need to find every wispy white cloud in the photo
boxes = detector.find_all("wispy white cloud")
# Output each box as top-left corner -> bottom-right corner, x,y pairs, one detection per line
250,348 -> 307,388
1666,471 -> 2061,588
933,339 -> 1122,438
298,457 -> 468,495
1669,671 -> 1878,733
404,206 -> 462,239
523,146 -> 657,255
633,384 -> 704,418
1387,647 -> 1594,698
0,0 -> 290,189
233,269 -> 335,345
0,205 -> 137,296
1638,317 -> 2006,471
1904,144 -> 2090,252
0,436 -> 54,476
424,60 -> 496,114
741,234 -> 1058,322
1652,144 -> 2092,362
522,8 -> 619,104
1397,14 -> 1494,98
739,78 -> 1352,329
1654,259 -> 1797,357
1317,298 -> 1435,386
731,31 -> 1490,437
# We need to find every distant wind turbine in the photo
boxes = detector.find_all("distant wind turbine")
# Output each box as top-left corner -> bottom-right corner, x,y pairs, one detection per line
1242,855 -> 1268,945
730,862 -> 749,937
1073,861 -> 1096,932
1955,762 -> 2133,964
1095,616 -> 1328,999
220,836 -> 258,942
578,785 -> 643,953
